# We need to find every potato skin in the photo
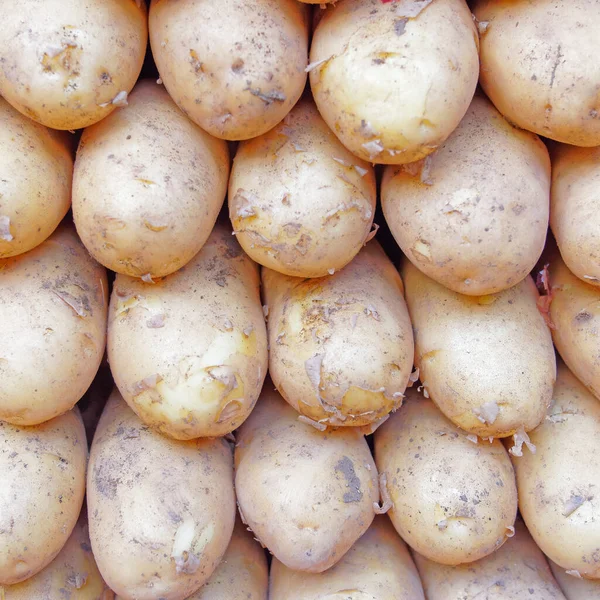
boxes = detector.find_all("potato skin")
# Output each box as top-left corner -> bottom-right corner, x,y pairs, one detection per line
150,0 -> 308,141
550,560 -> 600,599
309,0 -> 479,164
382,94 -> 550,296
88,390 -> 236,600
0,0 -> 147,130
263,241 -> 414,427
0,224 -> 108,426
73,80 -> 230,279
229,98 -> 376,278
234,385 -> 378,573
0,409 -> 87,585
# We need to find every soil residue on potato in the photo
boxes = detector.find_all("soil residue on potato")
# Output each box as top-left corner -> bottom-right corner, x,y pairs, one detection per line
335,456 -> 362,503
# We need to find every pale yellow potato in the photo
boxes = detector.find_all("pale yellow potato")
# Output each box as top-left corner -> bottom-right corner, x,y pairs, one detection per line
0,0 -> 147,130
88,390 -> 236,600
269,516 -> 425,600
550,560 -> 600,599
401,259 -> 556,437
0,223 -> 108,426
263,241 -> 414,428
382,94 -> 550,295
229,98 -> 375,278
0,408 -> 87,585
150,0 -> 308,141
234,384 -> 378,573
309,0 -> 479,164
73,79 -> 230,279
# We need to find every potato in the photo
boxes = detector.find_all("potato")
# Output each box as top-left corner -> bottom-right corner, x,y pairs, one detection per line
263,241 -> 414,428
382,94 -> 550,296
234,384 -> 378,572
88,390 -> 236,600
229,98 -> 376,278
269,516 -> 425,600
309,0 -> 479,165
550,560 -> 600,599
473,0 -> 600,146
0,0 -> 147,130
0,409 -> 87,585
150,0 -> 308,141
73,80 -> 230,279
0,224 -> 108,426
401,259 -> 556,438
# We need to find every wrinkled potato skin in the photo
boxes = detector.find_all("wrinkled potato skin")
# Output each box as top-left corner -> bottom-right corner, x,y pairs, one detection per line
550,560 -> 600,599
382,94 -> 550,295
88,391 -> 236,600
229,98 -> 376,277
402,260 -> 556,437
0,0 -> 147,130
269,516 -> 425,600
73,80 -> 230,279
234,386 -> 378,573
0,224 -> 108,426
0,409 -> 87,585
263,241 -> 414,427
150,0 -> 308,141
309,0 -> 479,164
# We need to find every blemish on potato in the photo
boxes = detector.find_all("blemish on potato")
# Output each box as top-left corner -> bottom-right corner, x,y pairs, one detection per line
334,456 -> 363,503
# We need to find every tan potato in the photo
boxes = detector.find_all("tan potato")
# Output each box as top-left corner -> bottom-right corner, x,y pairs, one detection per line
0,409 -> 87,585
269,516 -> 425,600
234,384 -> 378,573
0,0 -> 147,130
73,80 -> 230,279
88,390 -> 236,600
0,224 -> 108,426
401,259 -> 556,438
382,94 -> 550,296
263,241 -> 414,428
309,0 -> 479,165
229,98 -> 376,278
550,560 -> 600,599
150,0 -> 308,141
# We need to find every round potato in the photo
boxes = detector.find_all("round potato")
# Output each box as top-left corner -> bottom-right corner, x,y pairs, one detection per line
0,0 -> 147,130
550,560 -> 600,599
0,223 -> 108,426
73,79 -> 230,279
88,390 -> 236,600
382,94 -> 550,296
150,0 -> 308,140
0,409 -> 87,585
229,98 -> 376,277
309,0 -> 479,164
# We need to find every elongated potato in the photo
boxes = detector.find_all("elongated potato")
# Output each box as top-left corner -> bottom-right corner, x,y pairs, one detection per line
269,516 -> 425,600
263,241 -> 414,428
402,259 -> 556,437
229,98 -> 376,277
0,409 -> 87,585
550,560 -> 600,599
0,224 -> 108,426
73,80 -> 230,279
88,390 -> 236,600
235,385 -> 378,572
107,222 -> 267,440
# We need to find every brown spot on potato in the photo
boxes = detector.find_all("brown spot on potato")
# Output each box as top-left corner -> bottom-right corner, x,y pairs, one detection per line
334,456 -> 362,503
394,18 -> 408,36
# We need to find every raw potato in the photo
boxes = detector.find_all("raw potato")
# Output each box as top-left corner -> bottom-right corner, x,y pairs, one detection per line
0,409 -> 87,585
73,80 -> 230,279
0,224 -> 108,426
474,0 -> 600,146
150,0 -> 308,140
0,98 -> 73,258
550,560 -> 600,599
107,222 -> 267,440
401,259 -> 556,438
309,0 -> 479,164
269,516 -> 425,600
88,390 -> 236,600
234,385 -> 378,572
229,98 -> 376,278
374,390 -> 517,565
382,94 -> 550,295
0,0 -> 147,130
263,241 -> 414,428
